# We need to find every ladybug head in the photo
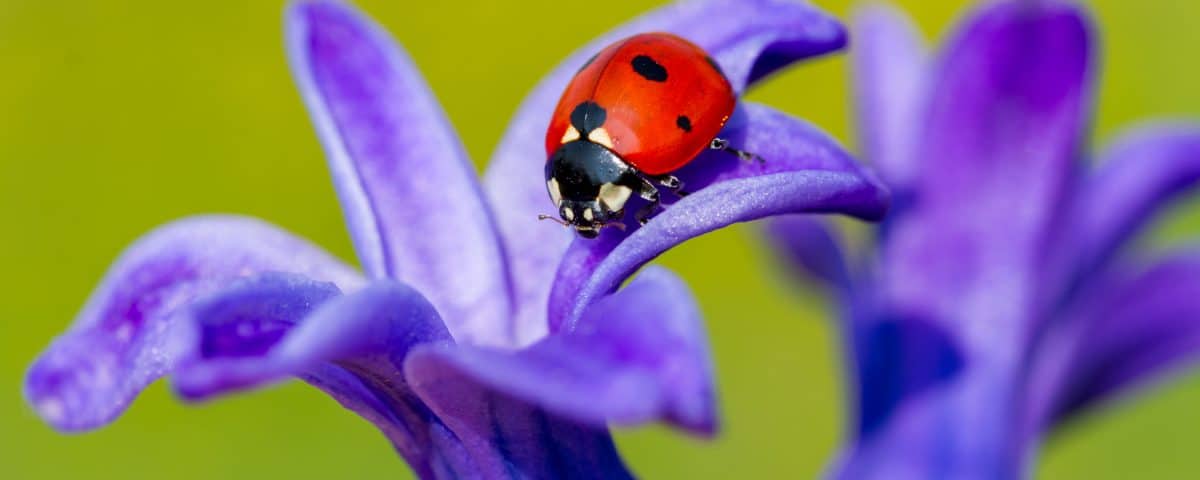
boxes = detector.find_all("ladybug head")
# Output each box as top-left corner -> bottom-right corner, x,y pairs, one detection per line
544,140 -> 639,239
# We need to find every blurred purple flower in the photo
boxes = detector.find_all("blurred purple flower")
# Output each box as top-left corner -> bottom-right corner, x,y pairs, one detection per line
25,0 -> 887,478
769,1 -> 1200,478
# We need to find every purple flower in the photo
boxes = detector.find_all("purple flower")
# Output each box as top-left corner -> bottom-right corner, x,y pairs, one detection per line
25,0 -> 886,478
768,1 -> 1200,478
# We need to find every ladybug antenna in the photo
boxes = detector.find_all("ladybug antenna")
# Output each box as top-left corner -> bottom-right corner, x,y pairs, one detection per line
537,214 -> 570,227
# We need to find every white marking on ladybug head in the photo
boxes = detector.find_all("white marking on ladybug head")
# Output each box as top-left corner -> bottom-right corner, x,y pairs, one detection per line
589,127 -> 614,149
562,206 -> 574,221
598,182 -> 633,212
548,178 -> 563,206
561,126 -> 581,144
583,208 -> 594,221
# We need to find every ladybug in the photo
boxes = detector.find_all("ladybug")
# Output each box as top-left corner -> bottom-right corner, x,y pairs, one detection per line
541,32 -> 759,238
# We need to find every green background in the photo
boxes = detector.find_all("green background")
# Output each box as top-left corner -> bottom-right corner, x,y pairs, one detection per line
3,0 -> 1199,478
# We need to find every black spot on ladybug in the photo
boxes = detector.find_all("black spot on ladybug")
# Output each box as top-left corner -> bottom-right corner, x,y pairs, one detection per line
631,55 -> 668,82
570,101 -> 607,135
676,115 -> 692,133
577,52 -> 600,73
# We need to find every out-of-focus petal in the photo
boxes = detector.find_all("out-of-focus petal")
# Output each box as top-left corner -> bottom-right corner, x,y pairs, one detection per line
881,1 -> 1091,336
851,316 -> 964,438
483,0 -> 848,345
830,388 -> 1021,480
765,215 -> 851,293
831,302 -> 1015,480
168,275 -> 455,478
852,3 -> 927,190
1067,124 -> 1200,279
406,267 -> 715,437
832,5 -> 1094,478
22,215 -> 361,432
287,1 -> 514,346
1031,251 -> 1200,429
549,104 -> 888,330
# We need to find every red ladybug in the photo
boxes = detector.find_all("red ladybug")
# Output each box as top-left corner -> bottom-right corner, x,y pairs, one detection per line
541,32 -> 757,238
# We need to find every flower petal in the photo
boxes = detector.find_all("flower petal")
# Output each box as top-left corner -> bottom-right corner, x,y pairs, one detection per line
1068,123 -> 1200,279
852,3 -> 927,191
405,266 -> 715,437
407,365 -> 634,480
881,1 -> 1091,334
482,0 -> 847,345
173,275 -> 448,398
23,215 -> 361,431
1031,251 -> 1200,429
173,274 -> 631,479
169,274 -> 457,478
548,104 -> 888,330
764,215 -> 851,293
287,1 -> 514,346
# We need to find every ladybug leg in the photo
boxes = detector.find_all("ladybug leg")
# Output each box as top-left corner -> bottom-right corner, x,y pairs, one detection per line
710,137 -> 764,163
655,174 -> 690,198
634,177 -> 661,225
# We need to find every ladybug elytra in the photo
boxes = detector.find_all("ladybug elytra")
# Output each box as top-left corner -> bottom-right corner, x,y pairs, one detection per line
541,32 -> 758,238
